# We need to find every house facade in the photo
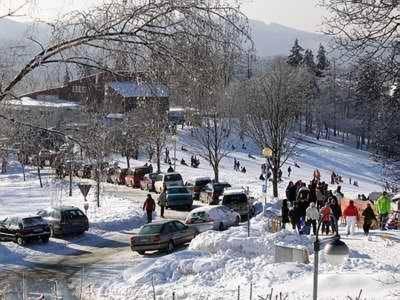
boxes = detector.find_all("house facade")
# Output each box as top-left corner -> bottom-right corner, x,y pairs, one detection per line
20,71 -> 169,113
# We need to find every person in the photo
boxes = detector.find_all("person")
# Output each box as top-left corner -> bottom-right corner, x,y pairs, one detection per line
375,191 -> 391,230
143,194 -> 156,223
331,171 -> 336,185
321,202 -> 332,235
259,173 -> 265,181
167,164 -> 174,173
278,169 -> 283,181
316,185 -> 325,209
294,162 -> 300,168
234,158 -> 238,171
334,186 -> 344,206
281,199 -> 290,229
329,197 -> 342,234
343,200 -> 359,235
165,148 -> 170,163
313,169 -> 321,182
287,166 -> 292,177
241,166 -> 247,173
289,203 -> 300,231
181,158 -> 187,166
362,203 -> 377,237
305,202 -> 319,235
285,181 -> 297,205
158,184 -> 167,218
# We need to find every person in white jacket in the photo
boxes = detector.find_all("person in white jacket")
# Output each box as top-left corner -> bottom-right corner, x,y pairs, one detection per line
305,202 -> 319,235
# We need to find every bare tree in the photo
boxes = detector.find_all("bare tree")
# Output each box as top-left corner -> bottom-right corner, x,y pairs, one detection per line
135,101 -> 169,174
236,59 -> 307,197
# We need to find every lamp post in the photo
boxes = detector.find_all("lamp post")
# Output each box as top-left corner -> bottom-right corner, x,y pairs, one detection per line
313,215 -> 349,300
171,135 -> 178,172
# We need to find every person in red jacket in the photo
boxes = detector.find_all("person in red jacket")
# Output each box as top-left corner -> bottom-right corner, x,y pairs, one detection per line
143,194 -> 156,223
343,200 -> 359,235
320,202 -> 332,235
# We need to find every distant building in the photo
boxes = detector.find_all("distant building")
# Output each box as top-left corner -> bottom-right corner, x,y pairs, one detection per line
20,71 -> 169,113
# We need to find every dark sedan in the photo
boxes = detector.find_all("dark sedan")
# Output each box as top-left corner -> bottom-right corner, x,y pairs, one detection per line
130,220 -> 197,255
0,216 -> 50,245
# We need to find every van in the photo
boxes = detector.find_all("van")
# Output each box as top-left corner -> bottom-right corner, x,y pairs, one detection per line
220,189 -> 250,218
154,173 -> 184,193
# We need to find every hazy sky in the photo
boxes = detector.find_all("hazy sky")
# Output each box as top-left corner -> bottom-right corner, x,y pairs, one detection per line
2,0 -> 326,33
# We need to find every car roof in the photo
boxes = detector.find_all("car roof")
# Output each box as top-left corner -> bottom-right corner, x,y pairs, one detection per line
51,206 -> 80,211
3,215 -> 42,220
189,205 -> 223,213
194,177 -> 211,181
223,188 -> 247,196
142,220 -> 179,226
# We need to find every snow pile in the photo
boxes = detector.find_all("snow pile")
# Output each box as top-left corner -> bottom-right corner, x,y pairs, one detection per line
93,216 -> 313,300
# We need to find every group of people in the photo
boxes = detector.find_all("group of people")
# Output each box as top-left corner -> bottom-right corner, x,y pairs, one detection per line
282,172 -> 394,237
259,164 -> 283,182
233,158 -> 246,173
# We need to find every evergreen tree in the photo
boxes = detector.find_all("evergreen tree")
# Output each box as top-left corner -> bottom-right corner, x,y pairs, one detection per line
287,39 -> 304,67
316,44 -> 330,76
302,49 -> 318,75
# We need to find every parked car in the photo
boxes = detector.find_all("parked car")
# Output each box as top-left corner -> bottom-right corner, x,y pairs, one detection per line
185,177 -> 212,200
37,206 -> 89,237
77,164 -> 92,179
220,189 -> 251,219
185,205 -> 240,232
154,172 -> 184,193
126,166 -> 152,188
199,182 -> 231,205
139,173 -> 158,191
0,216 -> 50,245
165,186 -> 193,210
130,220 -> 197,255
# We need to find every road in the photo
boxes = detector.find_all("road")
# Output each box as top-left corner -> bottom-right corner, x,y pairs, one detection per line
0,183 -> 198,299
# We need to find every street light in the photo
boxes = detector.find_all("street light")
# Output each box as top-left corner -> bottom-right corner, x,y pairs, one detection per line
313,215 -> 349,300
171,135 -> 178,172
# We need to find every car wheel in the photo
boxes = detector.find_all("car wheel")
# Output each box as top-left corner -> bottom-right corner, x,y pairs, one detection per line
41,236 -> 49,243
16,237 -> 25,246
235,217 -> 240,226
218,223 -> 224,231
167,240 -> 175,253
137,250 -> 145,255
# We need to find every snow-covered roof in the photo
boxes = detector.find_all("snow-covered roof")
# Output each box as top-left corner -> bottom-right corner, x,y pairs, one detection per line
110,81 -> 169,98
7,97 -> 80,109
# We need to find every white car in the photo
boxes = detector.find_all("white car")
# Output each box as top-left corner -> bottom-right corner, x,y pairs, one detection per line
185,205 -> 241,232
154,172 -> 184,193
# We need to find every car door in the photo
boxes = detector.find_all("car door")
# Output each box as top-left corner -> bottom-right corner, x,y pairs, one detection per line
173,221 -> 194,244
220,206 -> 236,226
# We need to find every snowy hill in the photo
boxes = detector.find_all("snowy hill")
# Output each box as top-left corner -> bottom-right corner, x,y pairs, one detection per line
250,20 -> 330,57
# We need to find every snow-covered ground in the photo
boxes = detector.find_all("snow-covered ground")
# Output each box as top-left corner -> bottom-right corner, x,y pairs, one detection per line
0,127 -> 398,299
0,161 -> 148,267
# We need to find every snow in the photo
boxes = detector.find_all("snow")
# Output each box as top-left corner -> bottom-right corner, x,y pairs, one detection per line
0,161 -> 148,266
7,96 -> 80,108
106,113 -> 125,119
83,127 -> 400,300
110,81 -> 169,98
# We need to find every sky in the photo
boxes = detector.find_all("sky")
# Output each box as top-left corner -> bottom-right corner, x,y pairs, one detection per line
1,0 -> 326,33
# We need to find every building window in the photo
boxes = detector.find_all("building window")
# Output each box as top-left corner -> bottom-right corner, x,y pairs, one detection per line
72,85 -> 87,93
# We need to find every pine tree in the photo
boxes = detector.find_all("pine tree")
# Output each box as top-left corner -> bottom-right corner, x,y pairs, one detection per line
302,49 -> 318,75
287,39 -> 304,67
316,44 -> 330,76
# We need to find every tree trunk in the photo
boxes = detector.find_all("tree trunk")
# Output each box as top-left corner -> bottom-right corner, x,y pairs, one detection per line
21,163 -> 26,181
96,168 -> 100,207
126,155 -> 130,169
213,162 -> 219,183
37,164 -> 43,188
156,142 -> 161,173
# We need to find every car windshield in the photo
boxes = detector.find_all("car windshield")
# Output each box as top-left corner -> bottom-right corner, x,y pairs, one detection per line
65,210 -> 85,219
139,224 -> 163,235
165,174 -> 182,181
214,184 -> 229,192
22,217 -> 45,227
196,179 -> 210,186
168,187 -> 188,194
223,193 -> 247,205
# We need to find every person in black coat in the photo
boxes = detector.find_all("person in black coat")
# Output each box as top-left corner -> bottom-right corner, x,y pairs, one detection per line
289,203 -> 301,230
285,181 -> 297,205
329,196 -> 342,234
362,203 -> 377,236
281,199 -> 290,229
